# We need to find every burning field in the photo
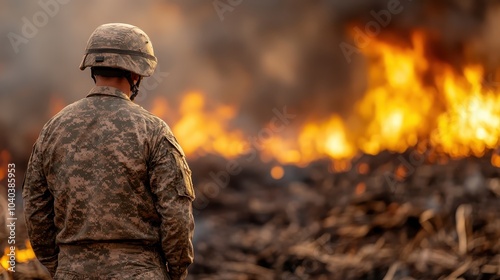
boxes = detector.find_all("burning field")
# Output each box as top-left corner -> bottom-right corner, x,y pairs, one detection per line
178,27 -> 500,279
1,0 -> 500,279
154,30 -> 500,167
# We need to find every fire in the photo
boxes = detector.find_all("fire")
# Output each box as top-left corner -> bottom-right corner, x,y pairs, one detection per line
150,31 -> 500,168
0,150 -> 11,182
297,116 -> 355,161
309,31 -> 500,163
355,32 -> 433,155
431,66 -> 500,158
0,240 -> 36,269
259,115 -> 356,166
152,91 -> 247,158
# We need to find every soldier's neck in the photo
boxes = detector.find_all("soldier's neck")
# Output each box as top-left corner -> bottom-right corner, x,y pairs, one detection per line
95,76 -> 131,97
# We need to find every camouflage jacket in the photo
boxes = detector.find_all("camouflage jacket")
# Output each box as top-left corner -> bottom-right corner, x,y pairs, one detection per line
22,86 -> 195,280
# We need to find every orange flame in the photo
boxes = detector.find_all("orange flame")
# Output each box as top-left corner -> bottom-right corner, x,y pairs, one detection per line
152,91 -> 247,158
355,32 -> 432,155
0,150 -> 11,181
431,66 -> 500,157
149,31 -> 500,168
0,240 -> 36,270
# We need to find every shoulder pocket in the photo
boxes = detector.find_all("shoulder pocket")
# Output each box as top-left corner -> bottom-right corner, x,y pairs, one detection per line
164,135 -> 195,201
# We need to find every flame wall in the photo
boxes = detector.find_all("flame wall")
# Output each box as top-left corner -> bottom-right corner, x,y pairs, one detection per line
1,0 -> 500,165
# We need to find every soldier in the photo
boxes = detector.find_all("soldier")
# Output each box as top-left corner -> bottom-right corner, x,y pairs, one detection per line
22,23 -> 195,280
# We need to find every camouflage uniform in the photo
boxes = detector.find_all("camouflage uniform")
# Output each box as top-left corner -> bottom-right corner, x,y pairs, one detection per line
23,89 -> 195,278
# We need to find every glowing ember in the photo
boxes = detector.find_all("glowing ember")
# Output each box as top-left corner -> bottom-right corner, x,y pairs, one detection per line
331,160 -> 352,173
357,163 -> 370,175
270,166 -> 285,180
355,182 -> 366,195
491,153 -> 500,168
395,165 -> 408,181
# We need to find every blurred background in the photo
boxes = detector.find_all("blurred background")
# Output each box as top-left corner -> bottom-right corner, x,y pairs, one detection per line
1,0 -> 500,279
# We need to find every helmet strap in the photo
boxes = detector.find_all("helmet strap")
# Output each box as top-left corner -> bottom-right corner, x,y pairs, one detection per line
91,68 -> 97,84
91,67 -> 142,101
126,74 -> 142,101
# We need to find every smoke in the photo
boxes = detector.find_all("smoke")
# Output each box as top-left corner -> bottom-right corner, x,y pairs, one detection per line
1,0 -> 499,161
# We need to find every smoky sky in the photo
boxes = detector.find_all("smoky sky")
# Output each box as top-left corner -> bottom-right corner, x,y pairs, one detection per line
0,0 -> 498,160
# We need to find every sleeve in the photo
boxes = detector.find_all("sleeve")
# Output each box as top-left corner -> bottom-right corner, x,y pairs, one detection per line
22,139 -> 59,277
149,132 -> 195,280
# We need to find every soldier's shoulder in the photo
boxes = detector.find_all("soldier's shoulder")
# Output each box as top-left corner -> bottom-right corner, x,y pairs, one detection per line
42,99 -> 86,129
132,107 -> 186,154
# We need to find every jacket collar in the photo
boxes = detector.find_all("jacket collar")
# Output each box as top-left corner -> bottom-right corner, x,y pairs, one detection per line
86,86 -> 130,101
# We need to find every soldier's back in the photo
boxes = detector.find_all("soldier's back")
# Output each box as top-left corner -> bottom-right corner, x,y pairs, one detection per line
39,86 -> 170,279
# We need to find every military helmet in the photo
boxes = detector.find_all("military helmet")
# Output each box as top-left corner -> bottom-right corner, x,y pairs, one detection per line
79,23 -> 157,77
